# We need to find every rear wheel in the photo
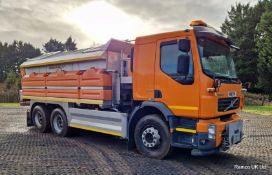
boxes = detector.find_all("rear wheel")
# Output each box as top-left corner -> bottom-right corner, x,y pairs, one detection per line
32,105 -> 50,133
50,108 -> 71,137
134,114 -> 171,159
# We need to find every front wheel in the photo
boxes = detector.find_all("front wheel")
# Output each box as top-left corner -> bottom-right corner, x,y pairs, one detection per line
134,114 -> 171,159
50,108 -> 71,137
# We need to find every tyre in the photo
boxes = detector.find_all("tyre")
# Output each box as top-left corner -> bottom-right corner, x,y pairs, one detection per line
50,108 -> 71,137
32,105 -> 50,133
134,114 -> 171,159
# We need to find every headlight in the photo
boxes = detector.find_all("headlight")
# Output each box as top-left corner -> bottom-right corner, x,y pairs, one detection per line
208,124 -> 216,139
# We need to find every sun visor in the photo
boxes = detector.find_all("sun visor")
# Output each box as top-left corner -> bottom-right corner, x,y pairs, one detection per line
193,26 -> 236,47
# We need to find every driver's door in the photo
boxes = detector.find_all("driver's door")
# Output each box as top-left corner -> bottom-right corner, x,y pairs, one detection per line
154,37 -> 199,117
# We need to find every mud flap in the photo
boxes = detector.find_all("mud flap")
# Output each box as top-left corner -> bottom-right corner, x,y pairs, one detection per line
26,109 -> 33,127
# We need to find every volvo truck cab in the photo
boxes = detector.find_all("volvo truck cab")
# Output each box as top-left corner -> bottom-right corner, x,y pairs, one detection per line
132,20 -> 243,156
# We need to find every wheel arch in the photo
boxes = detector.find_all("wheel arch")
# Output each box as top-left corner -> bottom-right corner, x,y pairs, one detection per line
127,101 -> 173,149
30,102 -> 66,122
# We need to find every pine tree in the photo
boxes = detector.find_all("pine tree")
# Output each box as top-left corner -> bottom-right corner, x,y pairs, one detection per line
43,38 -> 64,53
256,10 -> 272,98
221,3 -> 259,86
0,41 -> 41,82
65,36 -> 77,51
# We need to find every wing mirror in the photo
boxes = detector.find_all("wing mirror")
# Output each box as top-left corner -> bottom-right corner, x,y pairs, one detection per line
177,55 -> 190,75
178,39 -> 191,52
176,55 -> 193,85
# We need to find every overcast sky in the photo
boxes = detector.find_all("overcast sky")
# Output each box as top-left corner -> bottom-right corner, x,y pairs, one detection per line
0,0 -> 259,49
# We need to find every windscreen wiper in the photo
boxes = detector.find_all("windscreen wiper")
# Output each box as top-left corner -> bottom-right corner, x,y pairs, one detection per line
214,75 -> 238,82
214,75 -> 231,80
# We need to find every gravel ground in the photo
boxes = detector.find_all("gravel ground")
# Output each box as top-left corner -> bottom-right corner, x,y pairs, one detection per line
0,106 -> 271,175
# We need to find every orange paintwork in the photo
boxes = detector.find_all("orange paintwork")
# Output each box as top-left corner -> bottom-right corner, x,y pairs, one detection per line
80,68 -> 112,100
22,72 -> 46,87
21,68 -> 113,101
46,70 -> 80,98
133,42 -> 156,100
46,70 -> 80,87
199,75 -> 243,118
21,72 -> 47,97
154,32 -> 200,117
197,114 -> 241,146
22,89 -> 46,97
133,29 -> 244,119
80,90 -> 112,100
47,89 -> 79,99
80,68 -> 112,87
133,30 -> 201,117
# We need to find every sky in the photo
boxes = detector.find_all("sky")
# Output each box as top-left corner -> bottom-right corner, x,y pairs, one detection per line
0,0 -> 259,49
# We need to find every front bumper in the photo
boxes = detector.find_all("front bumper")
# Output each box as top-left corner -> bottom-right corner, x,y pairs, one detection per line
169,114 -> 243,156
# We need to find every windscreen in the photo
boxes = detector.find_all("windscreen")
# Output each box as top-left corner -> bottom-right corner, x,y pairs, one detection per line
198,38 -> 237,79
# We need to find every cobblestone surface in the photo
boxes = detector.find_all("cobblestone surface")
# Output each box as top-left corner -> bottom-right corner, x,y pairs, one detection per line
0,107 -> 271,174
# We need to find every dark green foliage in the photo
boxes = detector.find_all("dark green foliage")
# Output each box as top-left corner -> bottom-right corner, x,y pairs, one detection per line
43,38 -> 65,53
0,36 -> 77,83
0,41 -> 41,82
221,3 -> 260,86
221,0 -> 272,97
5,70 -> 20,90
65,36 -> 77,51
256,10 -> 272,97
43,36 -> 78,53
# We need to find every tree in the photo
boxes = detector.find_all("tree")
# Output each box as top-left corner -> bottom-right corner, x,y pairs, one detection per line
65,36 -> 77,51
43,38 -> 64,53
5,70 -> 20,90
15,41 -> 41,69
256,11 -> 272,98
0,41 -> 41,82
221,3 -> 260,86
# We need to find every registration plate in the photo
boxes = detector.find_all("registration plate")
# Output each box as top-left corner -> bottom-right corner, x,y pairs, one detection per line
228,91 -> 237,97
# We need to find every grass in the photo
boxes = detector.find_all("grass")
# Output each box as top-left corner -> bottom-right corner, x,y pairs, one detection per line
0,103 -> 20,107
244,105 -> 272,116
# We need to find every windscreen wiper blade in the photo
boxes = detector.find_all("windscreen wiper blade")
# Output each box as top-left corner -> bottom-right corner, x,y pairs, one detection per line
214,75 -> 239,83
214,75 -> 231,80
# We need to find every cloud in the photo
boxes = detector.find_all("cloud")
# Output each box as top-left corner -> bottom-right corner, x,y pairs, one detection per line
0,0 -> 260,49
0,0 -> 91,48
109,0 -> 259,30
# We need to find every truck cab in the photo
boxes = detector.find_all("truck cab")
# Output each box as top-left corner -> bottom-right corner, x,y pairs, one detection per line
131,20 -> 243,156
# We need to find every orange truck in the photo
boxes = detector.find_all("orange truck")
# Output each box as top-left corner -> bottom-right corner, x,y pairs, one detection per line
20,20 -> 245,159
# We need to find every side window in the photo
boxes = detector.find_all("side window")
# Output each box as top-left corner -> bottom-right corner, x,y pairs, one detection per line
160,40 -> 194,83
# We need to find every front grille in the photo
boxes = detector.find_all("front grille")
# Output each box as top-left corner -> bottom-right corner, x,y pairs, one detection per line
218,97 -> 240,112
